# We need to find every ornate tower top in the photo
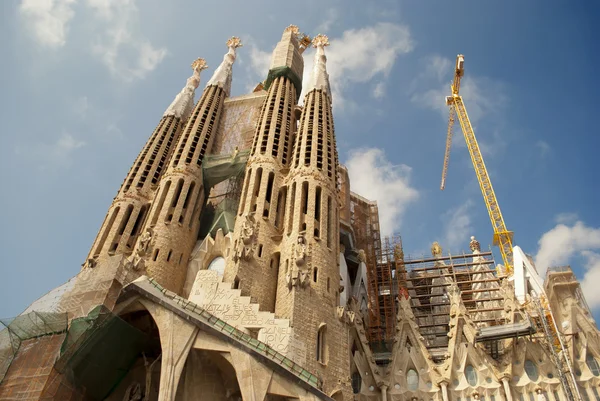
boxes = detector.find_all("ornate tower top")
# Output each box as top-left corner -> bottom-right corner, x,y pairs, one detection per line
206,37 -> 242,96
164,57 -> 207,120
284,24 -> 300,34
306,34 -> 332,100
431,241 -> 443,258
469,236 -> 481,252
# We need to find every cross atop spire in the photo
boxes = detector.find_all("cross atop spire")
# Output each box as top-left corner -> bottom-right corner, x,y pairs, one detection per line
206,37 -> 242,96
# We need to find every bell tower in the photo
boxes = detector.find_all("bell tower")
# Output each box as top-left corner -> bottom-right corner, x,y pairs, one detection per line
224,26 -> 309,311
138,38 -> 242,293
84,59 -> 204,268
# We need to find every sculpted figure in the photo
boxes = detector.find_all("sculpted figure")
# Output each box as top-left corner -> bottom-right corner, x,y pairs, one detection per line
431,242 -> 443,258
138,228 -> 153,256
295,234 -> 307,266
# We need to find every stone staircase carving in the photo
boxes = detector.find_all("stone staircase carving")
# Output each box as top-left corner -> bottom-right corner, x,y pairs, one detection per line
189,270 -> 306,365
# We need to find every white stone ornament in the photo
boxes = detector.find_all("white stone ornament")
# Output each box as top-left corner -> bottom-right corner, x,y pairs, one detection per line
306,34 -> 332,100
206,37 -> 242,97
163,58 -> 207,121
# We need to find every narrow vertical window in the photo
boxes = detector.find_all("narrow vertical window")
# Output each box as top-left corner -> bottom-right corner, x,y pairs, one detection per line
313,267 -> 318,283
327,196 -> 332,248
287,182 -> 296,235
264,172 -> 275,218
151,180 -> 171,226
317,325 -> 327,364
94,206 -> 120,257
238,169 -> 251,216
274,186 -> 287,229
180,182 -> 196,224
314,186 -> 322,238
300,181 -> 308,231
166,179 -> 184,223
251,168 -> 263,213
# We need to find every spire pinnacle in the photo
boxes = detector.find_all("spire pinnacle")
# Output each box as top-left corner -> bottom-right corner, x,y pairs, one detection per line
206,36 -> 242,96
164,58 -> 207,120
306,34 -> 332,99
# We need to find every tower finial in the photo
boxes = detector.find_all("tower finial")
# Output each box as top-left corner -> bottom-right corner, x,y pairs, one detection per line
312,34 -> 330,48
305,34 -> 332,100
206,37 -> 242,96
163,57 -> 207,120
191,57 -> 208,72
284,24 -> 300,34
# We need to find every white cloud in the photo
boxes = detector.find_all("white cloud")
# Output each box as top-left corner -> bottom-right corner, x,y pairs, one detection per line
316,8 -> 339,33
555,212 -> 578,225
345,148 -> 419,236
87,0 -> 166,81
535,219 -> 600,309
535,139 -> 551,158
245,22 -> 414,109
580,251 -> 600,310
442,200 -> 474,251
19,0 -> 77,48
16,132 -> 85,170
372,81 -> 385,99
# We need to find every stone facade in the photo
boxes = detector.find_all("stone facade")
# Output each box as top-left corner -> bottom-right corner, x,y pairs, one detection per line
3,26 -> 600,401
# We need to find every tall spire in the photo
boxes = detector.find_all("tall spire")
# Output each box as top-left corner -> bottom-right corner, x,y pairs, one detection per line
206,37 -> 242,96
164,58 -> 207,121
306,34 -> 332,100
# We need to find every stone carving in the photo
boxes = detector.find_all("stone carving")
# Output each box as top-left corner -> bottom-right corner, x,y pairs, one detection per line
123,382 -> 142,401
125,227 -> 153,271
284,24 -> 300,34
138,228 -> 153,256
286,234 -> 311,289
431,242 -> 443,258
295,234 -> 307,266
469,236 -> 481,252
81,258 -> 96,269
234,214 -> 257,261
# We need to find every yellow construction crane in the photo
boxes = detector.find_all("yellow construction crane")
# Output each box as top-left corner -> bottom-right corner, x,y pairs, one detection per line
440,54 -> 514,273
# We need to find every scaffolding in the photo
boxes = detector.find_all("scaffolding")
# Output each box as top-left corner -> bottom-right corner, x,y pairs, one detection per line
349,192 -> 383,344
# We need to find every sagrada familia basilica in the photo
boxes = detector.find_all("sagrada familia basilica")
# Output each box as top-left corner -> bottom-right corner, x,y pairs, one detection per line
0,25 -> 599,401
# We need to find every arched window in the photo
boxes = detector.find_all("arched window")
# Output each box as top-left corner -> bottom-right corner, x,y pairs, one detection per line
406,369 -> 419,391
524,360 -> 539,381
317,324 -> 327,364
586,354 -> 600,376
207,256 -> 225,276
465,364 -> 478,386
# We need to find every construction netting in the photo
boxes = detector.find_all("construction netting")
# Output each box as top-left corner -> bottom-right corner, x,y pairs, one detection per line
201,148 -> 249,190
0,311 -> 68,383
55,305 -> 158,400
0,306 -> 159,400
199,149 -> 249,239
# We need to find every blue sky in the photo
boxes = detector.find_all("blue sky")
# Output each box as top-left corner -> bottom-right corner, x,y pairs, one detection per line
1,0 -> 599,322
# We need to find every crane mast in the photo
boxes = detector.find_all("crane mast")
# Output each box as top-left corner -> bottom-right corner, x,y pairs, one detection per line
440,55 -> 514,273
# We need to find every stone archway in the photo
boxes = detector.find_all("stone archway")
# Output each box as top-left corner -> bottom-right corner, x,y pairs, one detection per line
175,349 -> 242,400
106,301 -> 163,401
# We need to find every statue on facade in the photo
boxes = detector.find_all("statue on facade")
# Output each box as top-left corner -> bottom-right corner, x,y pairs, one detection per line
234,214 -> 257,261
431,242 -> 443,258
295,234 -> 307,266
138,228 -> 153,256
